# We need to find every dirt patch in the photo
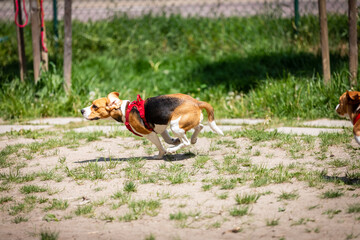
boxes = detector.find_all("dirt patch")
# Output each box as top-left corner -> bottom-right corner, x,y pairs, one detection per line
0,121 -> 359,240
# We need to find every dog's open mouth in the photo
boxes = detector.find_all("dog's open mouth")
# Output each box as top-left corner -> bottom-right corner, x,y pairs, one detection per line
89,117 -> 100,121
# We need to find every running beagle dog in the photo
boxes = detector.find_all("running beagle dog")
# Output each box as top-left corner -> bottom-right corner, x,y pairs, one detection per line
81,92 -> 223,159
336,90 -> 360,144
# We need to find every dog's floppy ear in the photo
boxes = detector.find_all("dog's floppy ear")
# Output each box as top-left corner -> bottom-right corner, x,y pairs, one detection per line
106,92 -> 121,111
346,91 -> 360,104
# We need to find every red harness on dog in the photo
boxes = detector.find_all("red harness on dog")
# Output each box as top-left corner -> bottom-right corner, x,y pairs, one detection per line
125,95 -> 153,137
353,114 -> 360,125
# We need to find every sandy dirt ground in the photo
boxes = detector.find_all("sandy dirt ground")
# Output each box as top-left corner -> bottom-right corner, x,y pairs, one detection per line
0,119 -> 359,240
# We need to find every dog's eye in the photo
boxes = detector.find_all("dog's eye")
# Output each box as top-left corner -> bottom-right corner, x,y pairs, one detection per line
92,105 -> 98,109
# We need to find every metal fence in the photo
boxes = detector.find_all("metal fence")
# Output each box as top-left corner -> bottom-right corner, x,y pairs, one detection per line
1,0 -> 353,22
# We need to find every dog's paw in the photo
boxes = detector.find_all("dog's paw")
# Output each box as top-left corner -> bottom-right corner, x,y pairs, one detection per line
172,138 -> 181,146
191,138 -> 198,144
167,147 -> 178,153
151,152 -> 166,160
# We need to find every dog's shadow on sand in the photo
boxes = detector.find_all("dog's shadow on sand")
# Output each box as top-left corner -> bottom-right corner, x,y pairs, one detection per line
322,175 -> 360,186
75,153 -> 195,164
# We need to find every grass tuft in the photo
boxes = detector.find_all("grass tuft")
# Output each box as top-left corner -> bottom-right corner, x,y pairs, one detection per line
266,218 -> 280,226
235,193 -> 260,205
320,190 -> 344,199
123,181 -> 137,193
75,204 -> 93,216
347,203 -> 360,213
229,206 -> 249,217
20,185 -> 47,194
40,229 -> 59,240
277,191 -> 299,201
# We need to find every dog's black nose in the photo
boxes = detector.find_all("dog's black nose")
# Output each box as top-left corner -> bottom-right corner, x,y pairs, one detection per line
81,109 -> 85,115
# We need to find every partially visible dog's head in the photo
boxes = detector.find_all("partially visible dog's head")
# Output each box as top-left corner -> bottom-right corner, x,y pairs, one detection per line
81,92 -> 122,121
336,91 -> 360,118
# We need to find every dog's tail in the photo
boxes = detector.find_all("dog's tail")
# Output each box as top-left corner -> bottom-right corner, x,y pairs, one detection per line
198,101 -> 224,136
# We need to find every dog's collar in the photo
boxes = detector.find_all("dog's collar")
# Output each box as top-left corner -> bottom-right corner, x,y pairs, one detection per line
353,113 -> 360,125
120,100 -> 130,123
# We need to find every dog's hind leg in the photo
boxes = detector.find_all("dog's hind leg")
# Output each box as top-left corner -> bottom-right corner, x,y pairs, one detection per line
160,130 -> 180,145
167,118 -> 191,153
191,124 -> 204,144
145,132 -> 166,159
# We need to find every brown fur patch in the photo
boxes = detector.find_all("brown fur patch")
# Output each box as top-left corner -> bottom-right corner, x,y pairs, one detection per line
128,111 -> 152,135
171,102 -> 201,132
167,94 -> 215,131
337,91 -> 360,119
87,98 -> 111,120
337,91 -> 360,137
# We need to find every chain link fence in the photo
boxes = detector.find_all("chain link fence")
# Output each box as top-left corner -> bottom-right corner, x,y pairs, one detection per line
0,0 -> 354,22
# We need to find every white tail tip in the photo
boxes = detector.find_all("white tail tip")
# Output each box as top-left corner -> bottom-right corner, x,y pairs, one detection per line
209,121 -> 224,136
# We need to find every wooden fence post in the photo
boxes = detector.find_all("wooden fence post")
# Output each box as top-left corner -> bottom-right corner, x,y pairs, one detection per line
30,0 -> 41,82
64,0 -> 72,93
40,0 -> 48,72
13,0 -> 27,82
348,0 -> 358,87
294,0 -> 299,34
318,0 -> 331,85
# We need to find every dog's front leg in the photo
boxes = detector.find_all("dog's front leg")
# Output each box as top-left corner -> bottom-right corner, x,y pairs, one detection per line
160,130 -> 180,145
145,132 -> 166,159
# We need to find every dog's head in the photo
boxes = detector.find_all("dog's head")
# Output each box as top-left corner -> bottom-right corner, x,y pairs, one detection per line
81,92 -> 123,121
336,91 -> 360,118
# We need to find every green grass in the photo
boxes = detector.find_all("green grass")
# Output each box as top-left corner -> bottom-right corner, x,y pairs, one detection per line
75,204 -> 94,216
202,184 -> 212,191
20,185 -> 47,194
40,229 -> 59,240
323,209 -> 341,219
266,218 -> 280,226
214,155 -> 241,175
43,213 -> 59,222
111,191 -> 131,206
328,159 -> 350,168
119,199 -> 161,221
0,196 -> 13,204
13,216 -> 28,224
0,14 -> 354,120
170,211 -> 189,221
169,210 -> 200,222
0,169 -> 37,184
235,193 -> 260,205
319,132 -> 352,151
66,161 -> 106,180
320,190 -> 344,199
44,199 -> 69,211
193,156 -> 210,169
277,191 -> 299,201
291,218 -> 315,226
229,206 -> 249,217
8,202 -> 26,216
145,234 -> 156,240
162,164 -> 191,184
347,203 -> 360,213
128,199 -> 161,217
217,192 -> 229,200
123,181 -> 137,193
0,144 -> 24,167
123,158 -> 146,180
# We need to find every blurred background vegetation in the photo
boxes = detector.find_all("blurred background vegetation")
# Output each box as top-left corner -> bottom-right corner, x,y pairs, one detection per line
0,5 -> 357,120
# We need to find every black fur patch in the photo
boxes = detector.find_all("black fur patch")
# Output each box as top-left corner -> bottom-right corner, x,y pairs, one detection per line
145,96 -> 183,125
